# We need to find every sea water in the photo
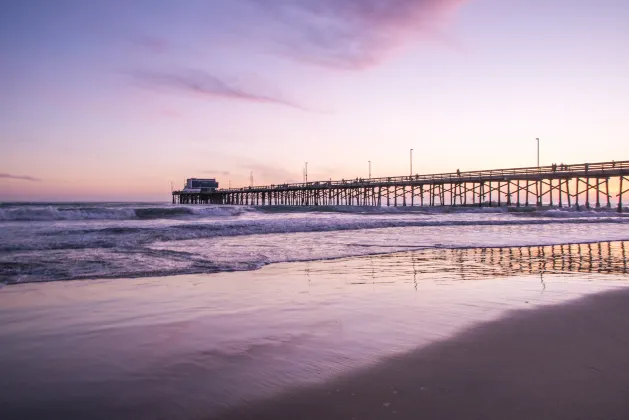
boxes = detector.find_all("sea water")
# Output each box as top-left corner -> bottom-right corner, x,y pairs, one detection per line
2,202 -> 629,284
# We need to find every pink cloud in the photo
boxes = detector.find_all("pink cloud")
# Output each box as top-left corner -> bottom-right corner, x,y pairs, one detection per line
248,0 -> 466,69
131,69 -> 310,111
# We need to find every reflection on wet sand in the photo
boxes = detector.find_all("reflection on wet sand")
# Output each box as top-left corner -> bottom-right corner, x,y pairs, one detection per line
1,241 -> 628,420
309,241 -> 628,285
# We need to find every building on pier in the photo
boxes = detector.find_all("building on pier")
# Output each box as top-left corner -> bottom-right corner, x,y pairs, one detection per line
183,178 -> 219,193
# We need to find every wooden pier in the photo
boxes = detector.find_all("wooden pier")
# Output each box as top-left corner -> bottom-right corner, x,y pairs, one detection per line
173,160 -> 629,212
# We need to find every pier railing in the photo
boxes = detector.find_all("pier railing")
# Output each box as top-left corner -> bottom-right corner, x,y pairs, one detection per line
173,159 -> 629,211
217,160 -> 629,192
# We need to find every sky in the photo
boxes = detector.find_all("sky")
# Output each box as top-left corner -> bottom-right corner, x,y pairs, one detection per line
1,0 -> 628,201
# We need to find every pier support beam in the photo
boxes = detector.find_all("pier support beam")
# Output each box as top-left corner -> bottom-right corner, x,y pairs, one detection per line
172,161 -> 629,210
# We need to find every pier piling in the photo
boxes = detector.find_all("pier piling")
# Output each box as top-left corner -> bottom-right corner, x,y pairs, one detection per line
174,160 -> 629,211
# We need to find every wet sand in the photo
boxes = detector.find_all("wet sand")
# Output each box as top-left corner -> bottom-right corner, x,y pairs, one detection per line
213,287 -> 629,420
1,242 -> 628,419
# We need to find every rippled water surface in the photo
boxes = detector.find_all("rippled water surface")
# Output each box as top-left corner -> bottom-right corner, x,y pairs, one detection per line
2,202 -> 629,283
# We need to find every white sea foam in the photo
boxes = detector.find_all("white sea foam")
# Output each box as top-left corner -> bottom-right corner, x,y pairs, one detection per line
2,214 -> 629,253
0,204 -> 249,221
2,202 -> 629,283
1,202 -> 626,221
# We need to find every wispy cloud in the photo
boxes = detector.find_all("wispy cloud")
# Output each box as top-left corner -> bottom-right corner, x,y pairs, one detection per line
131,69 -> 309,111
0,173 -> 41,182
247,0 -> 465,69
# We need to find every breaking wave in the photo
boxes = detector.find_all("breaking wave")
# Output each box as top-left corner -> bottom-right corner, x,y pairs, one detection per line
0,204 -> 249,221
3,214 -> 629,253
3,202 -> 629,284
2,202 -> 627,222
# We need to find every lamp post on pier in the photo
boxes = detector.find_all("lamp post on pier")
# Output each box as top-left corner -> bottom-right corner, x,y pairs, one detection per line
305,162 -> 308,183
410,149 -> 413,176
368,161 -> 371,179
536,137 -> 541,207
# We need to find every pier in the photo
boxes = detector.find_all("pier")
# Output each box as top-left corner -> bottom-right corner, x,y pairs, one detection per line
173,160 -> 629,212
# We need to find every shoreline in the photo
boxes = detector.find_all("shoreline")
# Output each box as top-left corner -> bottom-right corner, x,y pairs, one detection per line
212,287 -> 629,420
3,239 -> 628,286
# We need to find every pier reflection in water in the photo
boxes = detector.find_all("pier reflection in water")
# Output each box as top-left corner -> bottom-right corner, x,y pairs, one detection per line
1,241 -> 629,419
307,241 -> 628,285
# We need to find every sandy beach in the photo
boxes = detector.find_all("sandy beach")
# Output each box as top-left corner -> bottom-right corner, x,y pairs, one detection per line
213,287 -> 629,420
1,242 -> 628,419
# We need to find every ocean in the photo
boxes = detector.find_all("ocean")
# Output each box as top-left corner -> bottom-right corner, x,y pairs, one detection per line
2,202 -> 629,284
2,202 -> 629,419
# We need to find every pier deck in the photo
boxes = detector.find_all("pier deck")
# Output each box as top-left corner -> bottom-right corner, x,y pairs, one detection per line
173,160 -> 629,211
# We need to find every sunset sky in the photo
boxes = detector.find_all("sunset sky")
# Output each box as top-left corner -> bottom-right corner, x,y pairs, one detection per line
1,0 -> 628,201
